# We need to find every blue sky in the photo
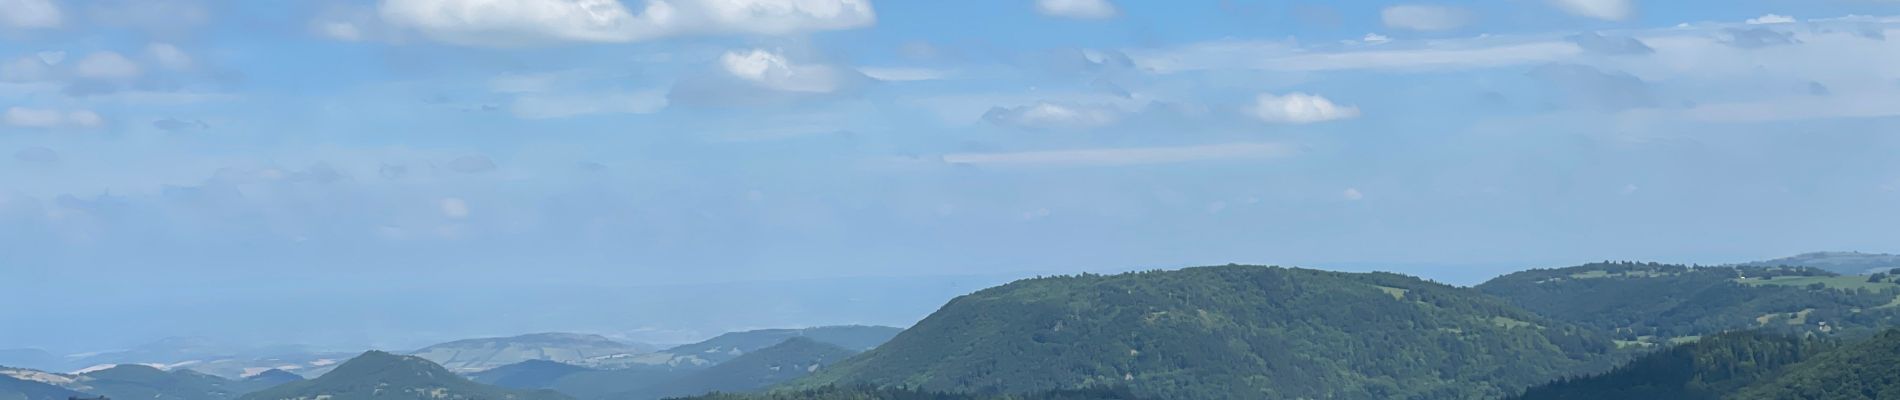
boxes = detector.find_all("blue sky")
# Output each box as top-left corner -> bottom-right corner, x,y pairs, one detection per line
6,0 -> 1900,350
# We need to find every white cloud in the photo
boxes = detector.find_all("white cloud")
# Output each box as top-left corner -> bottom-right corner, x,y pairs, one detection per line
719,48 -> 845,93
1343,188 -> 1365,201
0,0 -> 62,29
510,90 -> 668,119
941,142 -> 1294,167
1035,0 -> 1118,20
1747,14 -> 1797,25
440,198 -> 470,219
146,43 -> 193,70
1250,93 -> 1360,124
376,0 -> 875,46
1549,0 -> 1631,21
857,67 -> 950,81
1381,5 -> 1472,31
982,102 -> 1121,129
1362,33 -> 1392,44
4,107 -> 104,129
74,52 -> 142,80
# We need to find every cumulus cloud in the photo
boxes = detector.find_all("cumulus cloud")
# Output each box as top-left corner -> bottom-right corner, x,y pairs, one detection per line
1567,32 -> 1654,55
1250,93 -> 1360,124
1035,0 -> 1118,20
447,155 -> 497,173
374,0 -> 876,46
1747,14 -> 1796,25
1549,0 -> 1631,21
719,48 -> 849,93
1381,5 -> 1472,31
4,107 -> 104,129
982,102 -> 1122,130
74,52 -> 142,80
1343,188 -> 1365,201
0,0 -> 62,29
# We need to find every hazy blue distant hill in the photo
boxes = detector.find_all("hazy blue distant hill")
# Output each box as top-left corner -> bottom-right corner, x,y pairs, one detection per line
471,360 -> 593,390
0,374 -> 90,400
543,326 -> 898,400
0,350 -> 63,373
587,327 -> 900,370
68,364 -> 255,400
1477,262 -> 1900,347
236,369 -> 305,393
412,333 -> 656,373
239,351 -> 570,400
799,265 -> 1621,400
626,338 -> 857,400
1738,252 -> 1900,275
67,337 -> 237,370
1509,331 -> 1830,400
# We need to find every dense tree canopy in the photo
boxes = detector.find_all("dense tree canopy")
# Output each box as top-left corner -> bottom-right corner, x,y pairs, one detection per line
798,265 -> 1622,400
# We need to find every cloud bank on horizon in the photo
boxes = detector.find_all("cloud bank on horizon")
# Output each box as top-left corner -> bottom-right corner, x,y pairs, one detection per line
5,0 -> 1900,349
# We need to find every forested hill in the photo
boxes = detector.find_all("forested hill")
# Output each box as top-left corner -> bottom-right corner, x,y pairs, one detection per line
669,386 -> 1151,400
1476,262 -> 1900,347
1732,329 -> 1900,399
1509,331 -> 1833,400
796,265 -> 1621,400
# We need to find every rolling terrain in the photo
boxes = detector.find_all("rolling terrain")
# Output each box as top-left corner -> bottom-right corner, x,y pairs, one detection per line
1477,262 -> 1900,347
799,265 -> 1623,400
238,351 -> 569,400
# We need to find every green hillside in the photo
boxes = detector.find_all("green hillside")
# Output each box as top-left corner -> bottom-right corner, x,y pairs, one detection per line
1732,329 -> 1900,400
72,364 -> 255,400
1476,262 -> 1900,346
668,386 -> 1149,400
798,265 -> 1621,400
1509,331 -> 1832,400
239,351 -> 571,400
0,374 -> 90,400
472,360 -> 593,390
630,338 -> 857,399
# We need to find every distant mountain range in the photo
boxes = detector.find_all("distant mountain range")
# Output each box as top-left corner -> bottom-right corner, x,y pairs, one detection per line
479,326 -> 901,400
409,333 -> 656,373
0,361 -> 304,400
1738,251 -> 1900,275
239,351 -> 568,400
23,255 -> 1900,400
